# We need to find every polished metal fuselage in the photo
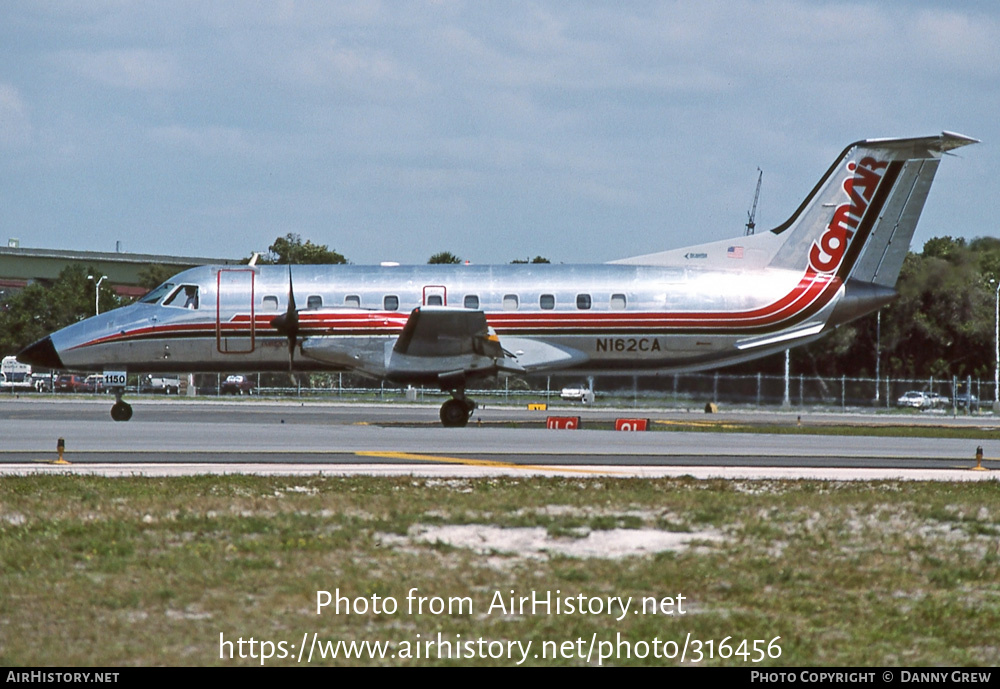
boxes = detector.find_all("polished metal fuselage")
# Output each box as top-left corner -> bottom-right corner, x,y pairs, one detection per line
26,132 -> 977,386
47,261 -> 850,378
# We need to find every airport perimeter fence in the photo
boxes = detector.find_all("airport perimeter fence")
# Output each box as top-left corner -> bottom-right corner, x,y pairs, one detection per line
28,370 -> 992,412
241,372 -> 997,413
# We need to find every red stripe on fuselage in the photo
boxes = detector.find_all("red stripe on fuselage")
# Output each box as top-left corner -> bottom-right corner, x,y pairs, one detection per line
486,270 -> 834,331
67,269 -> 841,352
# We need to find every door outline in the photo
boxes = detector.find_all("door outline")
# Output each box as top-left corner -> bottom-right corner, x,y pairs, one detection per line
216,269 -> 255,353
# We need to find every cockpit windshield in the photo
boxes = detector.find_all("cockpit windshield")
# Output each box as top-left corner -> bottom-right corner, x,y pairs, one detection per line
140,283 -> 175,304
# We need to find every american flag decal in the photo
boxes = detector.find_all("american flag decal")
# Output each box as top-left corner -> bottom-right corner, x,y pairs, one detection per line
727,246 -> 744,259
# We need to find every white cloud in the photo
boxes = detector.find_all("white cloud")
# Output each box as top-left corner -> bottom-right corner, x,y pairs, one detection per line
148,125 -> 253,158
913,8 -> 1000,76
0,84 -> 32,148
1,1 -> 997,261
58,49 -> 183,91
285,41 -> 424,95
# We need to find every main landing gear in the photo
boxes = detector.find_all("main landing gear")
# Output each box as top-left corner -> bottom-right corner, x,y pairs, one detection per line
440,391 -> 476,428
110,389 -> 133,422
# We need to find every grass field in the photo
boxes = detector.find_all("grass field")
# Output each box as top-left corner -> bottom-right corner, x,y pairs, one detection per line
2,474 -> 998,666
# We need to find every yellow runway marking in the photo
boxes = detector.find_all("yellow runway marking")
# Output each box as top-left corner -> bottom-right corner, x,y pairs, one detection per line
355,451 -> 621,475
654,420 -> 744,429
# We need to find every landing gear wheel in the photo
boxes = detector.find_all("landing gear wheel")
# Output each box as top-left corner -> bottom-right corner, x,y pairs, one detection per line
440,398 -> 472,427
111,401 -> 133,422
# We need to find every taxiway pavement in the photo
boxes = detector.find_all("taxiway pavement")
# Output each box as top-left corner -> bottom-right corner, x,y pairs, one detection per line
1,398 -> 997,480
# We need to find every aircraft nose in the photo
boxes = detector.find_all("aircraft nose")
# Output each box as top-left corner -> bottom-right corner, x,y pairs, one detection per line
17,336 -> 64,370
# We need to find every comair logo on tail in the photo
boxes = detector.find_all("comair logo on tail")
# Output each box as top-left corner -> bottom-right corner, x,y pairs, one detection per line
808,156 -> 888,274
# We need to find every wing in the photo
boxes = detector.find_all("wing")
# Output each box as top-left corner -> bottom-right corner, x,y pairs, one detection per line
299,306 -> 525,387
393,306 -> 503,358
388,307 -> 522,385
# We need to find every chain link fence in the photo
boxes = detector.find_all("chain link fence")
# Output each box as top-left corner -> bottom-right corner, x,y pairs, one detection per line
178,371 -> 997,413
570,372 -> 992,411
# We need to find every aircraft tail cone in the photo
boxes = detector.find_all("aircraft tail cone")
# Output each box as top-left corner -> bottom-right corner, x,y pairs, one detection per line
827,279 -> 898,328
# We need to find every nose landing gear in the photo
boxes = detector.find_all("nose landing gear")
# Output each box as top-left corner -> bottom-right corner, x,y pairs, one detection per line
110,389 -> 133,422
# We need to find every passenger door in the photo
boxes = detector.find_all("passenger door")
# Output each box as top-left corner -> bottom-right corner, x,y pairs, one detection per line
216,269 -> 255,354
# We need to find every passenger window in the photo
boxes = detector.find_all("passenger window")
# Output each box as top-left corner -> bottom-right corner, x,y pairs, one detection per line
384,295 -> 399,311
503,294 -> 519,311
262,295 -> 279,310
345,295 -> 361,308
307,295 -> 323,309
540,294 -> 555,310
425,295 -> 442,306
577,294 -> 592,310
610,293 -> 627,310
464,295 -> 480,310
163,285 -> 199,309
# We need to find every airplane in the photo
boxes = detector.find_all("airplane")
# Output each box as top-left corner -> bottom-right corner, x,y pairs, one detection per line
17,132 -> 977,426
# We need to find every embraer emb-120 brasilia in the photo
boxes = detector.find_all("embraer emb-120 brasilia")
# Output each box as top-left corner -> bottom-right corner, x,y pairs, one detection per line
18,132 -> 978,426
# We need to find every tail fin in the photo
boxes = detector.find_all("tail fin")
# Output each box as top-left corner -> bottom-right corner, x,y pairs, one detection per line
768,131 -> 978,286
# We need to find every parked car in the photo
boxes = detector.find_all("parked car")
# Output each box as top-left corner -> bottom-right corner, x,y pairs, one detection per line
55,374 -> 86,393
955,393 -> 980,412
80,374 -> 106,393
140,375 -> 181,395
221,375 -> 255,395
896,391 -> 929,408
924,392 -> 948,409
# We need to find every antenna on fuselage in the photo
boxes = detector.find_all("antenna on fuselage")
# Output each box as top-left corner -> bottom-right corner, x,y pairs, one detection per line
745,167 -> 762,236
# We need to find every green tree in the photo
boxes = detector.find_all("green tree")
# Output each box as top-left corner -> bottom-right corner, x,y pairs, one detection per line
879,245 -> 992,378
428,251 -> 462,264
793,237 -> 996,379
969,236 -> 1000,282
137,264 -> 179,290
511,256 -> 551,264
254,233 -> 348,265
0,265 -> 126,356
921,236 -> 966,261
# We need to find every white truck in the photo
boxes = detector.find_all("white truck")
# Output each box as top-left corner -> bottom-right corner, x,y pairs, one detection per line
1,355 -> 35,392
560,386 -> 595,404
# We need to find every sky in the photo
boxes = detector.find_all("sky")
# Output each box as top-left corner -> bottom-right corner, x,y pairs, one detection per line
1,1 -> 998,265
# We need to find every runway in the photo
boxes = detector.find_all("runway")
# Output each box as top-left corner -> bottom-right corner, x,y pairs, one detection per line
1,397 -> 998,480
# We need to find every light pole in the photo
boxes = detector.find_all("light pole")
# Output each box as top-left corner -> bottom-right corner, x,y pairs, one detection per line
88,275 -> 108,315
994,280 -> 1000,412
875,310 -> 881,404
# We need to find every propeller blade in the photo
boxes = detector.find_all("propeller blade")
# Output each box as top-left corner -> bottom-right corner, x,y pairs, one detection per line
287,264 -> 296,314
269,264 -> 299,371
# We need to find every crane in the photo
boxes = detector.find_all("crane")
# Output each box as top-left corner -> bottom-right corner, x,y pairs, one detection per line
745,167 -> 762,236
